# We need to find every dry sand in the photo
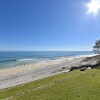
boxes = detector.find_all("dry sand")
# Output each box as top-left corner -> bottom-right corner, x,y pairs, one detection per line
0,54 -> 96,89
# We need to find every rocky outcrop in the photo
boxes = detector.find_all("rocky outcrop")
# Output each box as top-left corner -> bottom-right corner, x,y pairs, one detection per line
69,55 -> 100,71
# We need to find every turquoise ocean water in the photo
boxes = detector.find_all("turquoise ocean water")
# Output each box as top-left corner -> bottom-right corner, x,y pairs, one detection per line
0,51 -> 94,68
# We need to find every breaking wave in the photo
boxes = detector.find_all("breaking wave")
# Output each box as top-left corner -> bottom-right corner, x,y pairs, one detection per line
17,58 -> 35,62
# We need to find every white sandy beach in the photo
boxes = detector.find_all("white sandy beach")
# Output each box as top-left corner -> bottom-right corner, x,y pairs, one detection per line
0,54 -> 96,89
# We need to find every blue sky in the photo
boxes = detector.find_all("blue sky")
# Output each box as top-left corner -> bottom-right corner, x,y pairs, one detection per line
0,0 -> 100,51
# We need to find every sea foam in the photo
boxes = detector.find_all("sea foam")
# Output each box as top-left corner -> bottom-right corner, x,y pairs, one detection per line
17,58 -> 35,62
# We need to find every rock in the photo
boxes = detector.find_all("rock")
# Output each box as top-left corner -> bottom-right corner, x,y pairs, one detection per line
80,67 -> 86,71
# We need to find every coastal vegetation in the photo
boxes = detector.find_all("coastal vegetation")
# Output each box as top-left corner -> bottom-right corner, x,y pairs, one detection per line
0,68 -> 100,100
93,40 -> 100,54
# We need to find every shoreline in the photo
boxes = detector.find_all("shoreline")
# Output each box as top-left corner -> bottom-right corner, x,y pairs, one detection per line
0,54 -> 97,89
